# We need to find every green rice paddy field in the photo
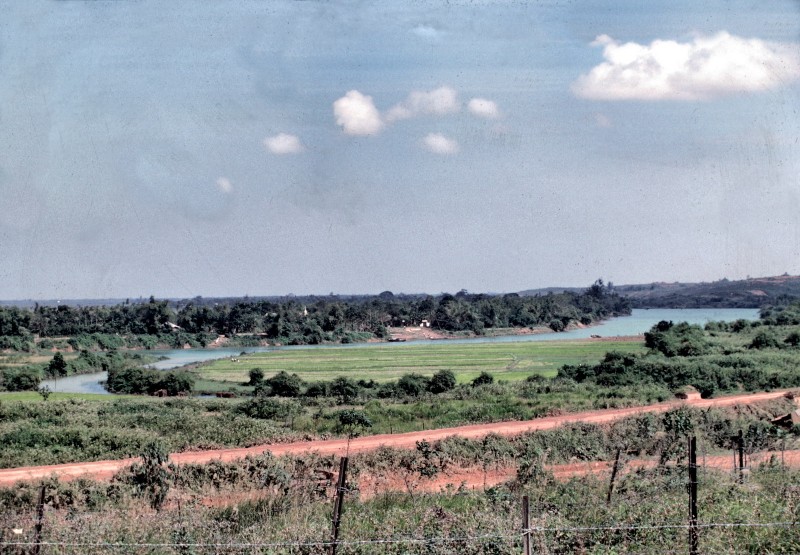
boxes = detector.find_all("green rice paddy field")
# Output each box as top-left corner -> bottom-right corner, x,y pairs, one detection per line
198,339 -> 646,386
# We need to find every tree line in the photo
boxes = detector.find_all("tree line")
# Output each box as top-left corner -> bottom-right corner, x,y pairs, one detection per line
0,281 -> 630,347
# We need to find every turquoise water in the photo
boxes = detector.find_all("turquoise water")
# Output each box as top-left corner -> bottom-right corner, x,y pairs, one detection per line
41,307 -> 760,394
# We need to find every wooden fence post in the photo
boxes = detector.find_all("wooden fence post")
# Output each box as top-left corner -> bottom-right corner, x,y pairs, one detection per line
522,495 -> 531,555
329,457 -> 349,555
32,485 -> 46,555
737,429 -> 745,483
606,449 -> 622,506
688,436 -> 698,555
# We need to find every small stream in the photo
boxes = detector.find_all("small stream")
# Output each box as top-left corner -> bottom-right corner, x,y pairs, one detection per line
40,308 -> 760,395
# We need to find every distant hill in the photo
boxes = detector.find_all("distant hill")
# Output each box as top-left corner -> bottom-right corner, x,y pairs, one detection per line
613,275 -> 800,308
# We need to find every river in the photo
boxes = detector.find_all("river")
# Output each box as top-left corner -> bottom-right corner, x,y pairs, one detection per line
41,307 -> 760,394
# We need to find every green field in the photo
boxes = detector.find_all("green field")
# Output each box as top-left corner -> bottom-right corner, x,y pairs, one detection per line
197,339 -> 646,386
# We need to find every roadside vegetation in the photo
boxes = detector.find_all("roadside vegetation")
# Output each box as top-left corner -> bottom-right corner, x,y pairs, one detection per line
1,402 -> 798,553
3,300 -> 800,467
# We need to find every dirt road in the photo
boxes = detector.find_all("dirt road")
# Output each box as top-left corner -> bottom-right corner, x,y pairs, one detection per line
362,449 -> 799,497
0,389 -> 793,486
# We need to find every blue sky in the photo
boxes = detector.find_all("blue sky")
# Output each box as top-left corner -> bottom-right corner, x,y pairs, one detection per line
1,0 -> 799,299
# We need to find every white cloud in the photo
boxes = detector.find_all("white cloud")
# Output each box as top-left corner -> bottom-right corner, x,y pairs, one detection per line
386,86 -> 459,122
411,24 -> 443,41
468,98 -> 500,118
264,133 -> 304,155
333,90 -> 384,135
572,32 -> 800,101
216,177 -> 233,194
422,133 -> 459,155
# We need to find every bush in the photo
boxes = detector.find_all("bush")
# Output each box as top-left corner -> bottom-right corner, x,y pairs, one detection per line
750,331 -> 781,350
238,397 -> 301,421
329,377 -> 359,403
263,371 -> 303,397
105,366 -> 193,396
248,368 -> 264,386
398,373 -> 430,397
427,370 -> 456,394
1,367 -> 41,391
471,372 -> 494,387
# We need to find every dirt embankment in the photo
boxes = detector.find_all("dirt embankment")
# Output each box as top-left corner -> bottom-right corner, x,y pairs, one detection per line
0,389 -> 795,487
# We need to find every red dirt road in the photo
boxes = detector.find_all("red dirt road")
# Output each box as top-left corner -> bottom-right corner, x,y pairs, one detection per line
0,389 -> 794,486
363,449 -> 800,498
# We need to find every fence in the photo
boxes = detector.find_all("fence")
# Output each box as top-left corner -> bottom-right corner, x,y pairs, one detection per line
1,433 -> 799,554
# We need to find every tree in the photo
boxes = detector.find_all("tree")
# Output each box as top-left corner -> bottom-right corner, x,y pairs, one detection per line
427,369 -> 456,394
263,371 -> 303,397
37,385 -> 52,401
131,441 -> 171,511
330,377 -> 359,403
248,367 -> 265,386
337,409 -> 372,436
398,373 -> 429,397
46,352 -> 68,386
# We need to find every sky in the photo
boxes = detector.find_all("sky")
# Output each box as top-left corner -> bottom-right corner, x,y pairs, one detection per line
1,0 -> 799,300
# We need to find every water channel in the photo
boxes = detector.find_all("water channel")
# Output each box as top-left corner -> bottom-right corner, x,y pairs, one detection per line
41,307 -> 761,394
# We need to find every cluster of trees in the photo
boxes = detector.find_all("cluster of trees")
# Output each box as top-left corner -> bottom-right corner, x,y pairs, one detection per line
105,366 -> 195,396
562,312 -> 800,397
0,367 -> 40,391
246,368 -> 497,403
0,282 -> 630,348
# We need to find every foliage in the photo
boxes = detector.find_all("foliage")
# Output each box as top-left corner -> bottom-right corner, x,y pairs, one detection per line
0,367 -> 41,391
262,371 -> 303,397
124,440 -> 171,510
238,397 -> 302,421
427,369 -> 456,394
0,283 -> 631,350
471,371 -> 495,387
248,367 -> 264,386
105,366 -> 194,396
337,409 -> 372,433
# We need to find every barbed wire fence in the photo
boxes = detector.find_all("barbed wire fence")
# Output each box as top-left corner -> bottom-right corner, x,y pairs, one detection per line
1,433 -> 799,554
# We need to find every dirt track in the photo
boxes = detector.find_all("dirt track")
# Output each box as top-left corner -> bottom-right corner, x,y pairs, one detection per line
363,449 -> 800,497
0,389 -> 794,486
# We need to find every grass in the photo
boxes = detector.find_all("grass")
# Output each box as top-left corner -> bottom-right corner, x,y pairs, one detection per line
196,339 -> 646,386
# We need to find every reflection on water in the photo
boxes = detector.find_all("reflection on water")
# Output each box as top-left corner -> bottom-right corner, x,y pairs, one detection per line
40,308 -> 760,394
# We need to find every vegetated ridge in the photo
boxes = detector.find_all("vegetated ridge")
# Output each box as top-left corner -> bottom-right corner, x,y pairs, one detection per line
615,274 -> 800,308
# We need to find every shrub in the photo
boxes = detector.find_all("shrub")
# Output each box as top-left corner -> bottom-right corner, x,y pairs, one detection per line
471,372 -> 494,387
398,373 -> 430,397
427,370 -> 456,394
248,368 -> 264,386
749,331 -> 781,350
2,367 -> 41,391
263,371 -> 303,397
329,377 -> 359,403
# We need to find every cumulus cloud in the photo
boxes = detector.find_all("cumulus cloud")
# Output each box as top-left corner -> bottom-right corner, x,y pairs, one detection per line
468,98 -> 500,118
333,90 -> 384,135
216,177 -> 233,194
572,32 -> 800,101
422,133 -> 459,154
264,133 -> 304,154
385,86 -> 459,122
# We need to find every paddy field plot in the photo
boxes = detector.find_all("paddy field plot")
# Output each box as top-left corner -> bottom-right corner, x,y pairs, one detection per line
197,339 -> 645,386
